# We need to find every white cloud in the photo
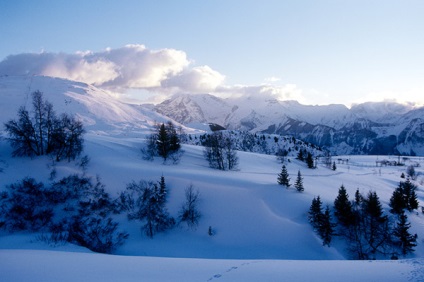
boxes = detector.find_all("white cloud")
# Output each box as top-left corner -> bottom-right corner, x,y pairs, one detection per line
0,45 -> 304,104
216,84 -> 304,102
0,45 -> 193,91
352,88 -> 424,108
164,65 -> 225,93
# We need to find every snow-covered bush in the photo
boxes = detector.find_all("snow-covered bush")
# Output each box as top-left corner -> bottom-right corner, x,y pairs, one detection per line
0,174 -> 127,254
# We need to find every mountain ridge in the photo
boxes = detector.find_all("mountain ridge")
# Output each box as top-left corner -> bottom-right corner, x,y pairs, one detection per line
154,93 -> 424,155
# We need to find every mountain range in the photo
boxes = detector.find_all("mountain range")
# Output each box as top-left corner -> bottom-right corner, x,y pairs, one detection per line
1,75 -> 423,156
155,93 -> 424,156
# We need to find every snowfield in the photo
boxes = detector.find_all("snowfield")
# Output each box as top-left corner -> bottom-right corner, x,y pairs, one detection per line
1,249 -> 423,282
1,134 -> 424,281
0,75 -> 424,281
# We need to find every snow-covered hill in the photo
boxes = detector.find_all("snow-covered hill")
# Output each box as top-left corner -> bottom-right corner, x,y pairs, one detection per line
0,75 -> 182,136
1,133 -> 424,280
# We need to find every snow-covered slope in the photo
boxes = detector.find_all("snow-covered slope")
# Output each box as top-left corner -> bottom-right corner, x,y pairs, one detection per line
0,75 -> 177,136
1,134 -> 424,280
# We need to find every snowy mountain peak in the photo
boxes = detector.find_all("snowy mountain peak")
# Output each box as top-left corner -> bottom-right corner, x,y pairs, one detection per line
0,75 -> 175,136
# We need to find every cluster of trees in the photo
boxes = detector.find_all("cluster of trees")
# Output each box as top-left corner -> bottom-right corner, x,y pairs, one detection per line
277,165 -> 304,192
309,181 -> 418,259
297,149 -> 316,169
4,91 -> 84,161
203,131 -> 238,170
0,172 -> 203,252
143,122 -> 182,163
188,131 -> 323,159
0,174 -> 127,254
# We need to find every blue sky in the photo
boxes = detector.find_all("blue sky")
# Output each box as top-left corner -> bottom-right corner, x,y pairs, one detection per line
1,0 -> 423,106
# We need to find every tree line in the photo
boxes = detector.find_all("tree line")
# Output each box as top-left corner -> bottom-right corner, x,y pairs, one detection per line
309,179 -> 419,259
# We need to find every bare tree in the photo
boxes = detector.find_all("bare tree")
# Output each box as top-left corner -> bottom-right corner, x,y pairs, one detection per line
179,184 -> 201,229
4,91 -> 84,161
203,131 -> 238,170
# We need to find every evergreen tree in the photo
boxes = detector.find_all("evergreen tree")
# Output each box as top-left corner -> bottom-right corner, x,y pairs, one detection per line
392,211 -> 417,256
277,165 -> 290,187
401,179 -> 419,211
306,152 -> 314,168
362,191 -> 390,256
320,205 -> 335,247
166,121 -> 181,152
390,179 -> 419,214
334,185 -> 353,227
308,196 -> 323,230
294,170 -> 304,192
332,161 -> 337,171
389,186 -> 405,215
157,123 -> 170,160
353,189 -> 363,210
297,149 -> 304,161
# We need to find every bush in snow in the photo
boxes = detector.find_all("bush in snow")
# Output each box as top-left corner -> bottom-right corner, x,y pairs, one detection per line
0,177 -> 53,231
0,174 -> 127,254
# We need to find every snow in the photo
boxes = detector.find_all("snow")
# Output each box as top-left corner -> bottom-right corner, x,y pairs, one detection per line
0,75 -> 424,281
1,249 -> 422,282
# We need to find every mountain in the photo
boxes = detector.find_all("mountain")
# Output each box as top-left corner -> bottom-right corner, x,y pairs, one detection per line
155,94 -> 424,155
2,75 -> 423,156
0,75 -> 179,136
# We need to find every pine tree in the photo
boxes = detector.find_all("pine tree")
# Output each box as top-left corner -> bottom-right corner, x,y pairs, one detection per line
294,170 -> 304,192
389,186 -> 405,215
277,165 -> 290,187
332,161 -> 337,171
362,191 -> 389,255
392,211 -> 417,256
297,149 -> 304,161
166,121 -> 181,152
334,185 -> 353,227
320,205 -> 335,247
157,123 -> 170,160
390,179 -> 419,214
306,152 -> 314,168
401,179 -> 419,211
308,196 -> 323,230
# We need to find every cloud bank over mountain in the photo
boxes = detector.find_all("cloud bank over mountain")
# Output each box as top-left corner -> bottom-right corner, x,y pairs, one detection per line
0,44 -> 304,103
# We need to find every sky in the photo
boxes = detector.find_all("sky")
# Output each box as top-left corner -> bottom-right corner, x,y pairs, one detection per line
0,0 -> 423,107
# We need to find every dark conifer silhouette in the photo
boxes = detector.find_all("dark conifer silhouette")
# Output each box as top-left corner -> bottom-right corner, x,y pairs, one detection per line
277,165 -> 291,187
